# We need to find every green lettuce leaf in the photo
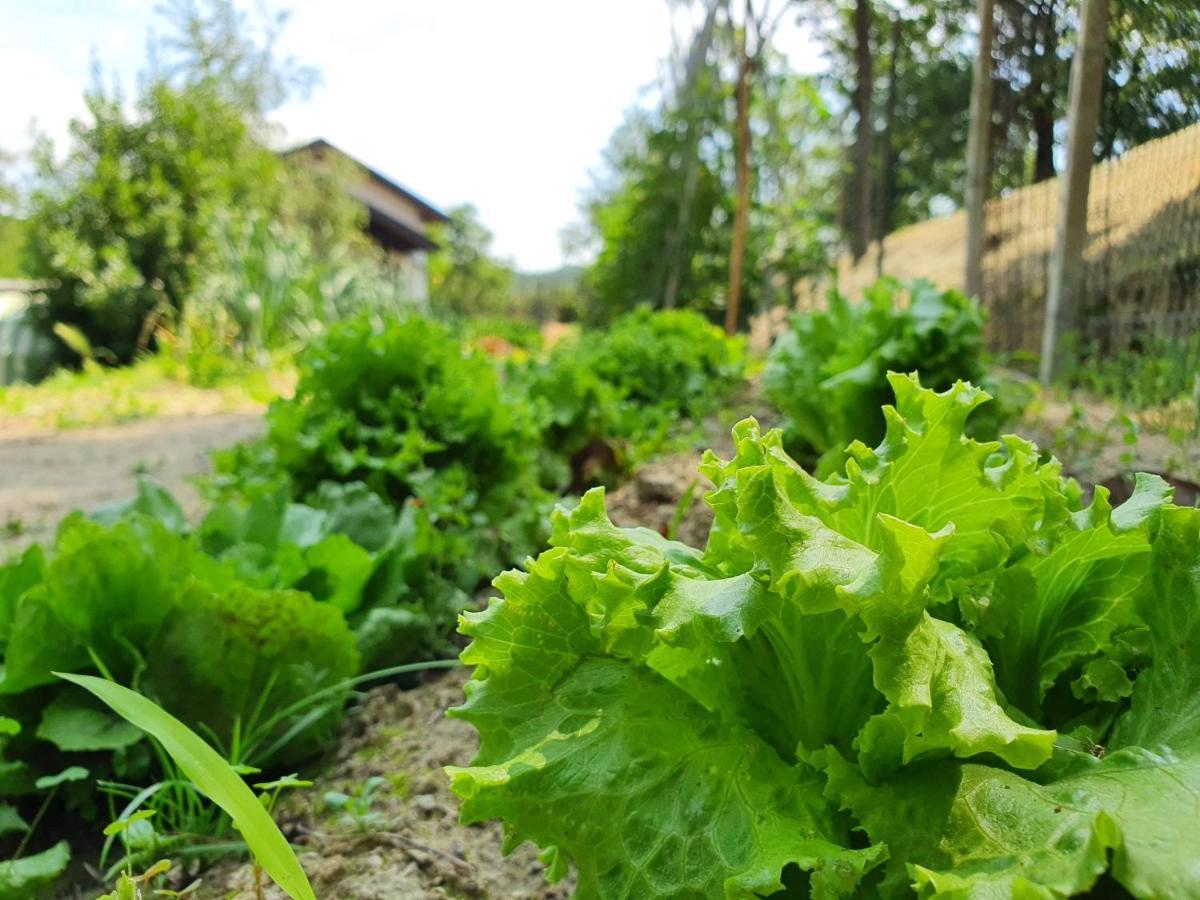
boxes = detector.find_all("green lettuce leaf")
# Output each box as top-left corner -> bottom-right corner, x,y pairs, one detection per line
449,376 -> 1200,898
448,534 -> 884,898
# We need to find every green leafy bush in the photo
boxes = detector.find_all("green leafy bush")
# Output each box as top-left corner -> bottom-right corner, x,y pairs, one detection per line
1069,333 -> 1200,409
765,278 -> 986,469
24,81 -> 282,364
510,308 -> 748,492
448,373 -> 1196,898
510,345 -> 627,492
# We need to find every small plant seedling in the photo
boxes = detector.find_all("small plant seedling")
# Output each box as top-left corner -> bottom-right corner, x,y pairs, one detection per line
323,776 -> 388,832
94,857 -> 200,900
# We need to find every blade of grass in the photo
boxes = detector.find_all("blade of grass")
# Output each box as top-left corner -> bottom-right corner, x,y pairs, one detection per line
56,673 -> 316,900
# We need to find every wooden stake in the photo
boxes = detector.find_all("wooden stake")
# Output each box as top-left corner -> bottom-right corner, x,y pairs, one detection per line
964,0 -> 995,301
1040,0 -> 1110,383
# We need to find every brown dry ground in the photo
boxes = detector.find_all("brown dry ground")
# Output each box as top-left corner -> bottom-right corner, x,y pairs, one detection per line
197,669 -> 573,900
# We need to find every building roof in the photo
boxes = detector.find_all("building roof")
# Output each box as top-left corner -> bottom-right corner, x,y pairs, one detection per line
284,138 -> 450,225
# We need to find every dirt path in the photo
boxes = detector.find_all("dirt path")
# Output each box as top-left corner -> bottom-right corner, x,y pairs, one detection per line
0,413 -> 264,555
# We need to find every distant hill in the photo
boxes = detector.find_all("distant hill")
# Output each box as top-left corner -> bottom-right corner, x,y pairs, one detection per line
513,265 -> 583,293
0,216 -> 25,278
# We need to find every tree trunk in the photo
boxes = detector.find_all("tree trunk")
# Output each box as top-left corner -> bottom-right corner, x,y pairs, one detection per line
876,13 -> 901,277
1032,106 -> 1056,182
1040,0 -> 1109,383
1030,1 -> 1059,183
726,0 -> 753,335
965,0 -> 997,299
663,1 -> 721,309
850,0 -> 875,261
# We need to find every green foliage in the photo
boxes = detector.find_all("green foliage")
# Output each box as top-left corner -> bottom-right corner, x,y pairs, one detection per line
448,373 -> 1199,898
428,205 -> 514,317
511,308 -> 747,491
189,206 -> 415,359
0,508 -> 359,765
225,315 -> 553,584
1069,333 -> 1200,410
764,278 -> 986,468
460,316 -> 544,353
0,217 -> 24,279
577,22 -> 839,321
588,307 -> 746,422
23,80 -> 283,365
62,674 -> 315,900
0,841 -> 70,898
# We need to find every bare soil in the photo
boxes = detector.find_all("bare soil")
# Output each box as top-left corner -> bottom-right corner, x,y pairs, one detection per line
197,669 -> 572,900
0,413 -> 264,555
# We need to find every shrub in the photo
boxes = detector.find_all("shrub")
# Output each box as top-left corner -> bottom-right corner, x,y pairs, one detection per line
448,373 -> 1194,898
1069,333 -> 1200,409
764,278 -> 986,469
23,81 -> 282,364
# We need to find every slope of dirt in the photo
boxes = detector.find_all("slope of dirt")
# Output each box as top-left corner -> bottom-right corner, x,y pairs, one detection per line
0,412 -> 264,555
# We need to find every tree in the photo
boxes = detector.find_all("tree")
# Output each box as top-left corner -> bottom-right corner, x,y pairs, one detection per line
24,82 -> 283,363
427,205 -> 515,317
0,150 -> 22,278
579,4 -> 834,325
20,0 -> 344,365
149,0 -> 318,126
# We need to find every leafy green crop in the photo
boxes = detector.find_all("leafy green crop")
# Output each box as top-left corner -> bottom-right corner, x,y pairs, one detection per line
218,314 -> 555,585
0,506 -> 358,770
589,307 -> 746,426
512,309 -> 748,492
448,373 -> 1197,898
765,278 -> 987,471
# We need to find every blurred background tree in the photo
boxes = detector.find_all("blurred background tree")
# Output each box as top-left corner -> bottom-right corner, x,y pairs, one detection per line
21,0 -> 376,366
428,205 -> 516,318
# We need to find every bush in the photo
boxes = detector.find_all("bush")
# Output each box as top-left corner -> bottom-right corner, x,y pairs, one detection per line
1069,333 -> 1200,409
764,277 -> 986,469
589,307 -> 747,423
24,81 -> 282,364
508,308 -> 748,492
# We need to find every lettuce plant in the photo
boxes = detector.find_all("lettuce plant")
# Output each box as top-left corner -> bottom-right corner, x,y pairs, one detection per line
216,314 -> 556,586
765,278 -> 987,471
0,510 -> 359,770
447,373 -> 1196,898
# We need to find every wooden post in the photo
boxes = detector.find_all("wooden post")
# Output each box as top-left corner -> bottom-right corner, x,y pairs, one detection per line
1039,0 -> 1110,384
964,0 -> 994,301
725,0 -> 752,335
850,0 -> 874,262
877,12 -> 901,278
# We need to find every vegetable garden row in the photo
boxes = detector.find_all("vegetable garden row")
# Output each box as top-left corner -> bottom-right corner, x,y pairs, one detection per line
2,279 -> 1197,899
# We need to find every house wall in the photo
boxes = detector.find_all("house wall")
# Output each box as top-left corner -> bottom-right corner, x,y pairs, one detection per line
352,180 -> 428,234
391,251 -> 430,306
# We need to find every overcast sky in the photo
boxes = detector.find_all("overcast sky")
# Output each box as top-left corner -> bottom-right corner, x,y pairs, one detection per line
0,1 -> 820,271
